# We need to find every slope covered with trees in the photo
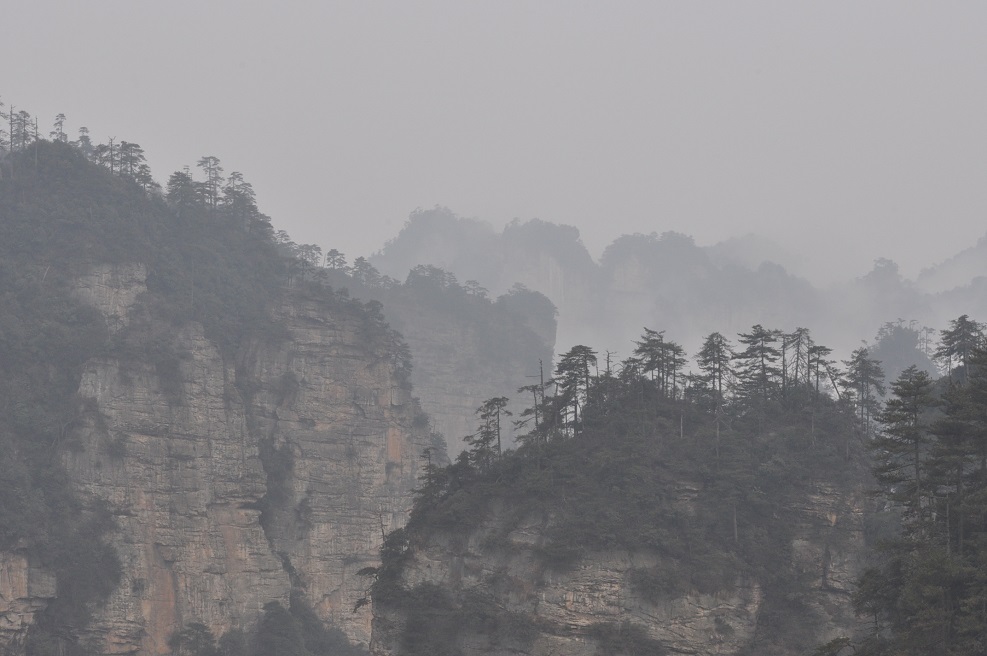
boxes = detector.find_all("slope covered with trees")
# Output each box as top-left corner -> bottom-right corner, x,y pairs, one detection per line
0,122 -> 419,654
367,315 -> 987,655
842,317 -> 987,656
369,324 -> 884,655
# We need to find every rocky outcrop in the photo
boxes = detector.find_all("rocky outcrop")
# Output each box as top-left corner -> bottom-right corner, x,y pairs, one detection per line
786,482 -> 869,648
73,263 -> 148,334
370,483 -> 867,656
0,552 -> 56,649
57,263 -> 432,654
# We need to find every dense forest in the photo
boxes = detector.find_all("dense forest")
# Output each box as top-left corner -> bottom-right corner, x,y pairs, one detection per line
846,316 -> 987,656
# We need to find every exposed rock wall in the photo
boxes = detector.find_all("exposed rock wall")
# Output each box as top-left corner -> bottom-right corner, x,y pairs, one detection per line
245,295 -> 432,642
0,552 -> 56,650
370,483 -> 867,656
57,264 -> 432,654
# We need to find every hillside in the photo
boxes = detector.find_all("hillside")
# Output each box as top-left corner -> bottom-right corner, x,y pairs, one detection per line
369,339 -> 876,656
0,141 -> 442,654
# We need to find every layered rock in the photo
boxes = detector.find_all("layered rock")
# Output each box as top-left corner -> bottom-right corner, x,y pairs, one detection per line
58,264 -> 432,653
370,483 -> 867,656
0,552 -> 56,649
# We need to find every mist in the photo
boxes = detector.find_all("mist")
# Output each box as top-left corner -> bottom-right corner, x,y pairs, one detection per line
4,2 -> 987,286
7,3 -> 987,655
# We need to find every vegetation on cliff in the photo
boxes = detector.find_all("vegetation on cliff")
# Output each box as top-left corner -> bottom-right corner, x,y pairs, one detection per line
836,317 -> 987,656
372,325 -> 878,655
0,133 -> 411,654
370,316 -> 987,656
166,596 -> 367,656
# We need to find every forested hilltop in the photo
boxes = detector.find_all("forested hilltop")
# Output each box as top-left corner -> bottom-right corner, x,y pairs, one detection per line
368,319 -> 987,656
0,127 -> 407,653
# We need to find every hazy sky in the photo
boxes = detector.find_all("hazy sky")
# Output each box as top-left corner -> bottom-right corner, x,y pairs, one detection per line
4,2 -> 986,282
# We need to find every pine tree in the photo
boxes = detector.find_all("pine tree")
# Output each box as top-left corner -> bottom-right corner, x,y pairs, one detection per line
783,327 -> 812,397
844,347 -> 886,436
74,126 -> 94,160
872,366 -> 936,530
554,345 -> 597,434
167,170 -> 200,214
464,398 -> 511,469
49,113 -> 68,143
0,97 -> 8,154
733,324 -> 783,406
696,332 -> 733,405
196,155 -> 224,210
937,315 -> 986,384
323,249 -> 347,270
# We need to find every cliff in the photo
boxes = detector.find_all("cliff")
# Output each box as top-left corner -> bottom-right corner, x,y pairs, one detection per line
30,262 -> 434,654
316,266 -> 557,457
370,484 -> 866,656
0,552 -> 57,650
368,379 -> 873,656
1,142 -> 555,654
381,295 -> 552,456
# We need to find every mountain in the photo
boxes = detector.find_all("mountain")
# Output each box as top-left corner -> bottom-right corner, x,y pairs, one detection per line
369,209 -> 987,363
0,139 -> 562,654
4,127 -> 986,656
0,142 -> 446,654
372,214 -> 826,354
916,232 -> 987,294
368,363 -> 874,656
705,233 -> 803,276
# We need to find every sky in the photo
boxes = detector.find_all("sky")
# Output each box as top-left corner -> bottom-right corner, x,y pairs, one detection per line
4,1 -> 986,283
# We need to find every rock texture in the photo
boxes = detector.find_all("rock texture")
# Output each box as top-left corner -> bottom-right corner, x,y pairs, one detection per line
0,552 -> 56,649
58,263 -> 432,654
370,483 -> 867,656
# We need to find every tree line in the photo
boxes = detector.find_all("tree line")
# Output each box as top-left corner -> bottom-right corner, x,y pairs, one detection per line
0,98 -> 268,225
833,316 -> 987,655
403,315 -> 985,655
442,316 -> 982,474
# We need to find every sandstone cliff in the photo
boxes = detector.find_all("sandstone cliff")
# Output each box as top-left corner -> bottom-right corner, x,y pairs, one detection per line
370,481 -> 867,656
38,263 -> 435,654
0,552 -> 57,651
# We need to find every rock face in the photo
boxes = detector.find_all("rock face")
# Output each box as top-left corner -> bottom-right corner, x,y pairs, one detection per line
370,484 -> 867,656
0,552 -> 56,649
57,263 -> 433,654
